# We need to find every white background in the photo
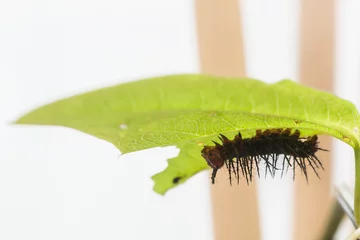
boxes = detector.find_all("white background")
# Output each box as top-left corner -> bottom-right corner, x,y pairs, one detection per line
1,0 -> 360,239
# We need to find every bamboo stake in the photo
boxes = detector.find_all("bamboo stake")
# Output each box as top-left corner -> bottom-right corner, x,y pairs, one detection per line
294,1 -> 335,239
195,1 -> 260,239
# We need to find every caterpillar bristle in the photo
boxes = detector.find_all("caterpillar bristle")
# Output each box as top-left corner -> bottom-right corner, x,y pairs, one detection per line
201,128 -> 327,185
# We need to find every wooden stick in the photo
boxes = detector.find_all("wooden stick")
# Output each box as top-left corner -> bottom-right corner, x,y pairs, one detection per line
195,1 -> 260,239
294,0 -> 335,239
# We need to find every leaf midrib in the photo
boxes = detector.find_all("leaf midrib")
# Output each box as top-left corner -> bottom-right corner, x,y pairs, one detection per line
121,109 -> 358,148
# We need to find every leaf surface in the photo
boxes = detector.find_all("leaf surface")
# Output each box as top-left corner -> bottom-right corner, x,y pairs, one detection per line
15,74 -> 360,194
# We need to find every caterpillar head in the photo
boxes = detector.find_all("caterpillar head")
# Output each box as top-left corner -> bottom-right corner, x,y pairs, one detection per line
201,146 -> 224,169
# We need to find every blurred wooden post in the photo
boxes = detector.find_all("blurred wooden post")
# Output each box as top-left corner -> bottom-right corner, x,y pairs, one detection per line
294,1 -> 335,239
195,1 -> 260,240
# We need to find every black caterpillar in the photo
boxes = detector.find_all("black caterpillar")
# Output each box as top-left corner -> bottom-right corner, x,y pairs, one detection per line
201,128 -> 327,185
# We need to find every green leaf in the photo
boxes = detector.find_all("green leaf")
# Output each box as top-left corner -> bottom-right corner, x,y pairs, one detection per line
15,74 -> 360,197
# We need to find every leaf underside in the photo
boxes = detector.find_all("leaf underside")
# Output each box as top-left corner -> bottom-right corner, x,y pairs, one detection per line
15,74 -> 360,194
